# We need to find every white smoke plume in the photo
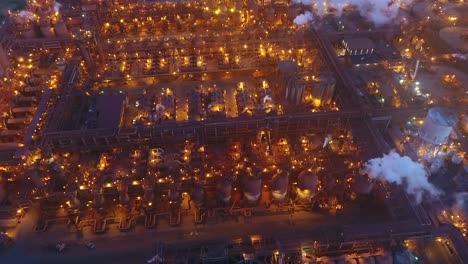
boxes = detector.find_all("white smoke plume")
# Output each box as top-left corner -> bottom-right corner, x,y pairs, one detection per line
363,150 -> 442,204
294,11 -> 313,25
292,0 -> 414,25
454,192 -> 468,214
18,10 -> 35,21
54,2 -> 62,12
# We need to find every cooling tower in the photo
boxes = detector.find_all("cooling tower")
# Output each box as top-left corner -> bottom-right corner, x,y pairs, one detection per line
296,170 -> 318,199
218,178 -> 232,203
419,107 -> 458,145
243,172 -> 262,202
271,170 -> 289,200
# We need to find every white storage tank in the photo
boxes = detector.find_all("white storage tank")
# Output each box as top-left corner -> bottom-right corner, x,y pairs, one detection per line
271,170 -> 289,200
419,107 -> 458,145
218,178 -> 232,203
243,171 -> 262,202
296,170 -> 318,200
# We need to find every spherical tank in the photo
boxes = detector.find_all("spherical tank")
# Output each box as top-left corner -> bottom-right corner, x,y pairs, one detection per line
243,172 -> 262,202
54,21 -> 69,37
271,170 -> 289,200
190,184 -> 205,207
419,107 -> 458,145
352,175 -> 374,195
218,178 -> 232,203
296,170 -> 318,199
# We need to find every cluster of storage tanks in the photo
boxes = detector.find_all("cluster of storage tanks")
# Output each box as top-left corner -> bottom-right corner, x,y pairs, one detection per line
212,168 -> 319,205
9,7 -> 69,39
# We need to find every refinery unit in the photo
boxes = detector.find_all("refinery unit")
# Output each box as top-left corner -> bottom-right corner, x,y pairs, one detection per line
0,0 -> 467,263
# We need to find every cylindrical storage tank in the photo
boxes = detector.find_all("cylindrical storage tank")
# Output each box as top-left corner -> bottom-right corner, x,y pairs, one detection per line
190,184 -> 205,207
119,183 -> 129,204
352,175 -> 374,195
451,154 -> 463,165
375,252 -> 393,264
54,21 -> 69,37
169,188 -> 180,203
93,189 -> 105,207
271,170 -> 289,200
243,172 -> 262,202
68,191 -> 81,209
218,178 -> 232,203
265,6 -> 275,21
419,107 -> 458,145
296,170 -> 318,200
39,18 -> 55,38
429,159 -> 443,173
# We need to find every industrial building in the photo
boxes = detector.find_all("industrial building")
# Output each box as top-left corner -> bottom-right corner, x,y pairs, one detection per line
0,0 -> 466,263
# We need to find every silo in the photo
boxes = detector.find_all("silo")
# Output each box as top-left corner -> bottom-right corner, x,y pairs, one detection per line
419,107 -> 458,145
278,60 -> 303,105
54,20 -> 69,37
296,170 -> 318,200
243,171 -> 262,202
190,184 -> 205,207
218,178 -> 232,203
271,170 -> 289,200
352,174 -> 374,195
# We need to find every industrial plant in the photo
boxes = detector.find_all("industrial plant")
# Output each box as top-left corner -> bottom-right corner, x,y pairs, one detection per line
0,0 -> 467,263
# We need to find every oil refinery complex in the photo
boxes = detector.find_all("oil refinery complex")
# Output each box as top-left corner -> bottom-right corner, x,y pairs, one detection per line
0,0 -> 468,263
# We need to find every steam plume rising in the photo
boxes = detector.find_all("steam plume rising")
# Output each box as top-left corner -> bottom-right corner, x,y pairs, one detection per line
54,2 -> 62,12
455,192 -> 468,214
363,150 -> 442,204
294,11 -> 313,25
292,0 -> 414,25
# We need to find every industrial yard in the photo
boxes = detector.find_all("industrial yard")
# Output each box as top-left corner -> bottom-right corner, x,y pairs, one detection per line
0,0 -> 467,264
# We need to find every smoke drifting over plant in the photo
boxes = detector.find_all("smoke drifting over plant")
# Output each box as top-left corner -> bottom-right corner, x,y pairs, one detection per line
293,11 -> 313,25
292,0 -> 414,25
363,150 -> 442,204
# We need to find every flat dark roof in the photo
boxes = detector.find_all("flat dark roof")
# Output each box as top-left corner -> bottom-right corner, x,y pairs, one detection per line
95,92 -> 126,129
344,38 -> 375,51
